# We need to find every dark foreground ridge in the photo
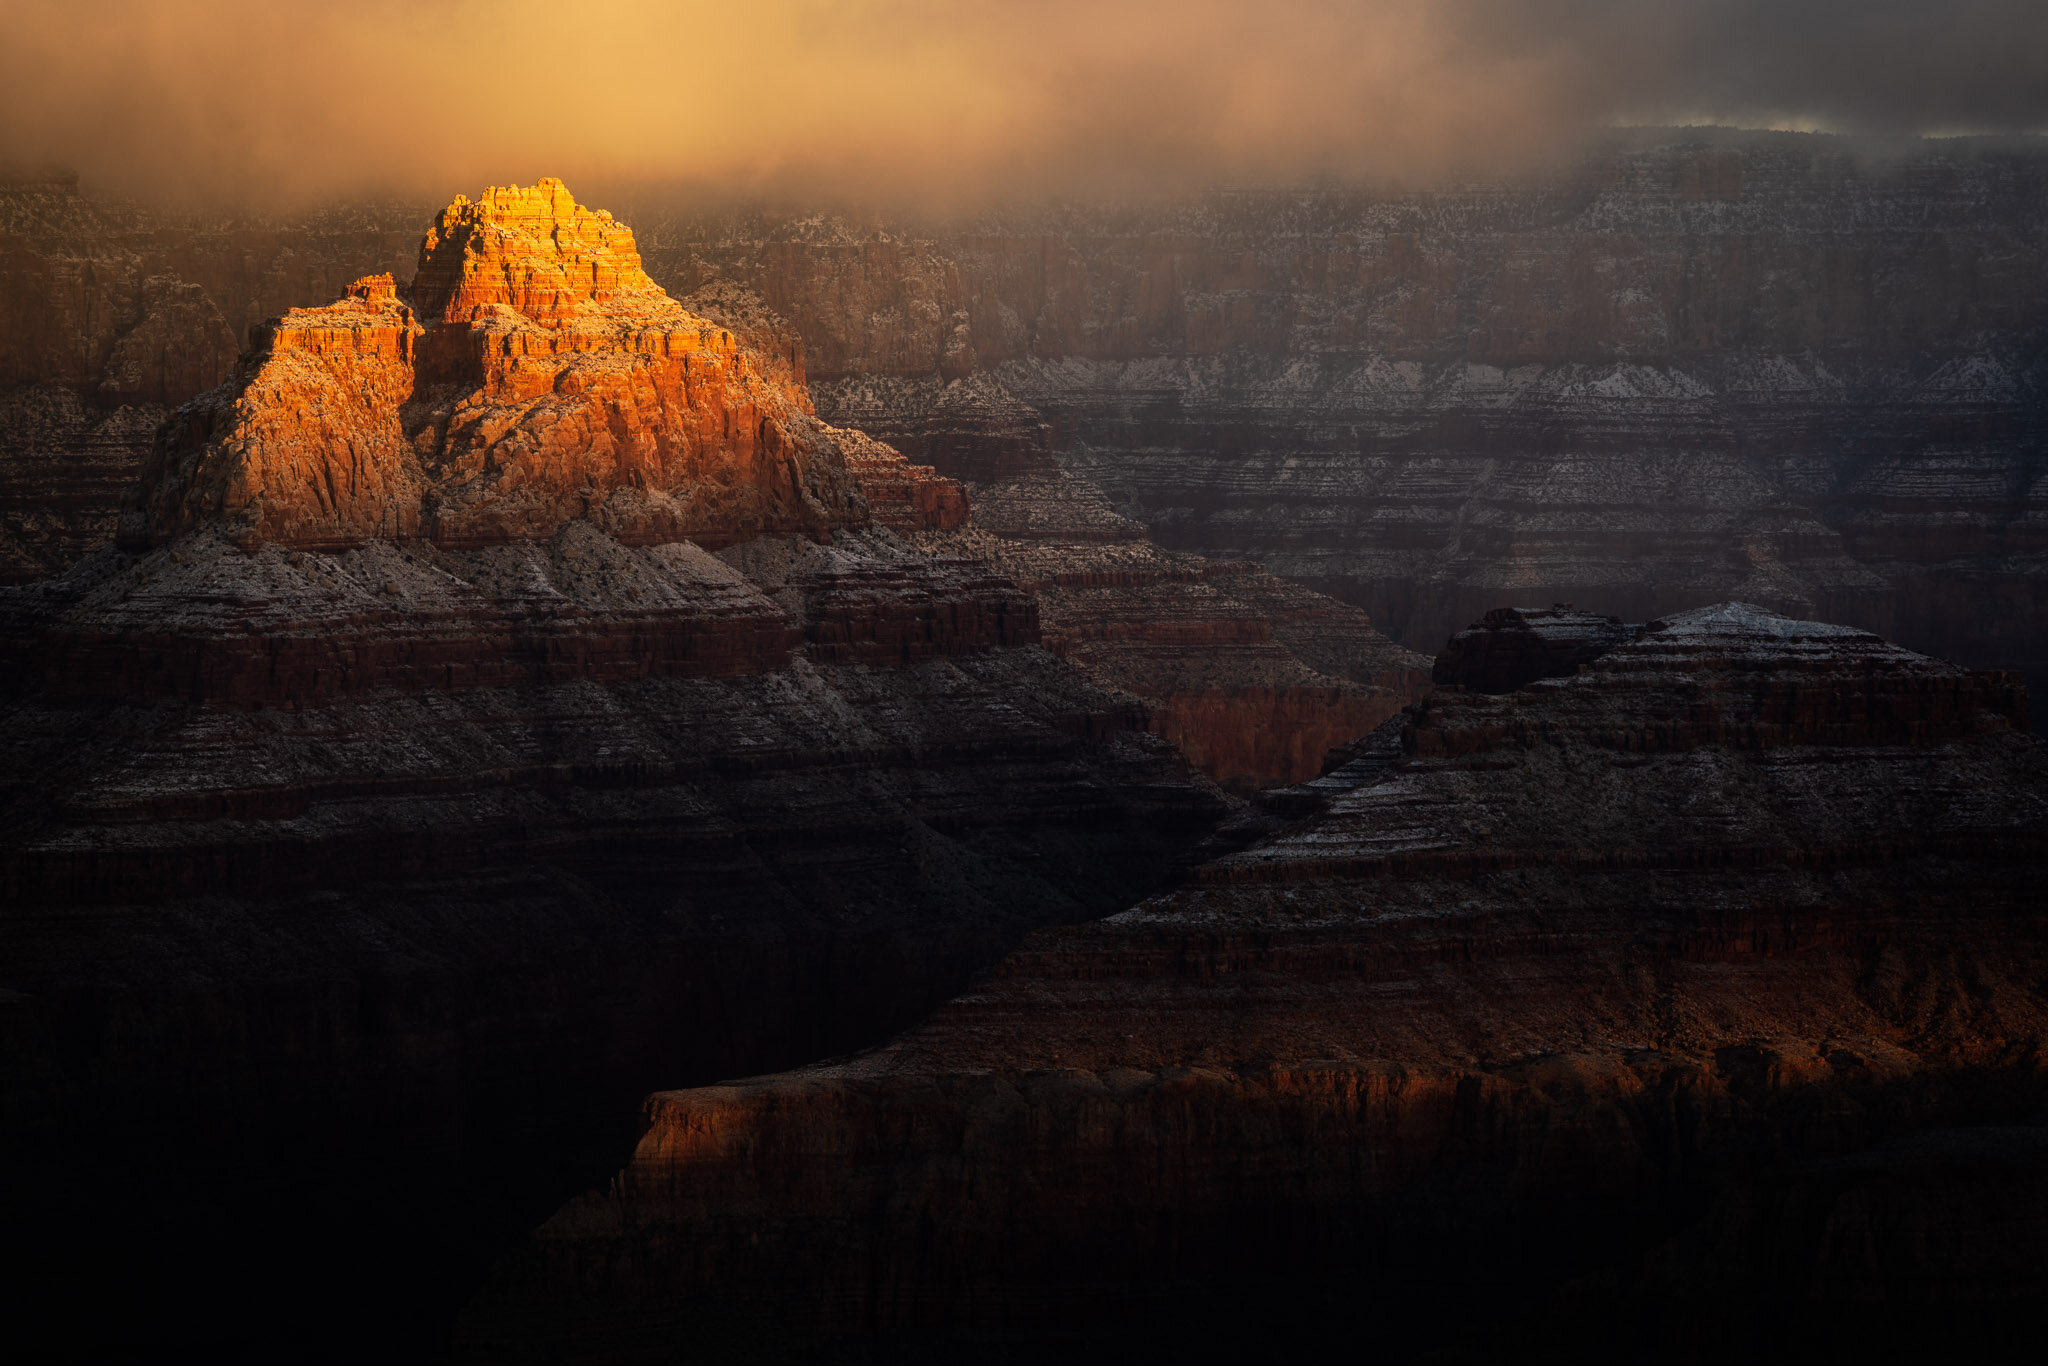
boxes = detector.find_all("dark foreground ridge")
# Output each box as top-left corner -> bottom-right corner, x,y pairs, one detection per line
497,603 -> 2048,1362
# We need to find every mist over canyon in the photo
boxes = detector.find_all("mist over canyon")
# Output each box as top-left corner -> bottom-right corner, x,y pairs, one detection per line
1,123 -> 2046,1363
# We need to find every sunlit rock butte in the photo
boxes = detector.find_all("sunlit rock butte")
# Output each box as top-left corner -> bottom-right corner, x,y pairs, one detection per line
128,179 -> 867,552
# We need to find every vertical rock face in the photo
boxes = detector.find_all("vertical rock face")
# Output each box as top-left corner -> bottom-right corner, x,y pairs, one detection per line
518,605 -> 2048,1358
136,273 -> 427,548
14,134 -> 2047,698
409,181 -> 655,329
0,184 -> 1230,1358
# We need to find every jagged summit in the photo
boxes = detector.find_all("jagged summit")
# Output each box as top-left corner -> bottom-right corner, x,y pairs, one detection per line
122,179 -> 947,554
411,177 -> 665,329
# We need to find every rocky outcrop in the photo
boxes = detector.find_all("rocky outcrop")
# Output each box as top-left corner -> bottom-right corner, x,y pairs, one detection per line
826,424 -> 969,534
15,135 -> 2047,696
132,273 -> 428,548
1413,602 -> 2028,759
517,604 -> 2048,1358
0,185 -> 1228,1359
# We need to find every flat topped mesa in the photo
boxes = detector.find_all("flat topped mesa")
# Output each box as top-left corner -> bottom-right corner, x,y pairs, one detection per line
126,180 -> 872,553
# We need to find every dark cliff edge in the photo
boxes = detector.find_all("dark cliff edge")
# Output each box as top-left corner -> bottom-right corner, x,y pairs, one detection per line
495,603 -> 2048,1363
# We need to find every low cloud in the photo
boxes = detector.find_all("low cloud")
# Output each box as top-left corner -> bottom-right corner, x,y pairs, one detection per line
1,0 -> 2042,211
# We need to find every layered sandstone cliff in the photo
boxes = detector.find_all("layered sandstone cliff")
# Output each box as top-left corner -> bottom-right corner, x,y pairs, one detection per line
519,604 -> 2048,1358
642,131 -> 2048,704
12,137 -> 2048,698
15,136 -> 2040,737
0,183 -> 1226,1359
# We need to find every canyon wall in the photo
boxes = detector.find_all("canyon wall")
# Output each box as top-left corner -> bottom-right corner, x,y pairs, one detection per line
638,131 -> 2048,703
908,472 -> 1427,789
5,142 -> 2044,1358
17,134 -> 2034,758
0,167 -> 1425,792
513,603 -> 2048,1360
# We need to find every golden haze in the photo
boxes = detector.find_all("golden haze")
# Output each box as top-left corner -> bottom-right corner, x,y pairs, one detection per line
1,0 -> 2044,210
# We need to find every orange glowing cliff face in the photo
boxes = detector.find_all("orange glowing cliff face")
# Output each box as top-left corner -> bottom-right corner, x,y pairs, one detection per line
130,180 -> 862,553
411,180 -> 664,331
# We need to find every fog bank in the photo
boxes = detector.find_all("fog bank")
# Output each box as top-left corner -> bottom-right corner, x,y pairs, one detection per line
2,0 -> 2042,210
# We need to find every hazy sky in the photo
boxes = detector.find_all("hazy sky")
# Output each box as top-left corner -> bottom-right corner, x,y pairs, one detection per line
3,0 -> 2044,208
